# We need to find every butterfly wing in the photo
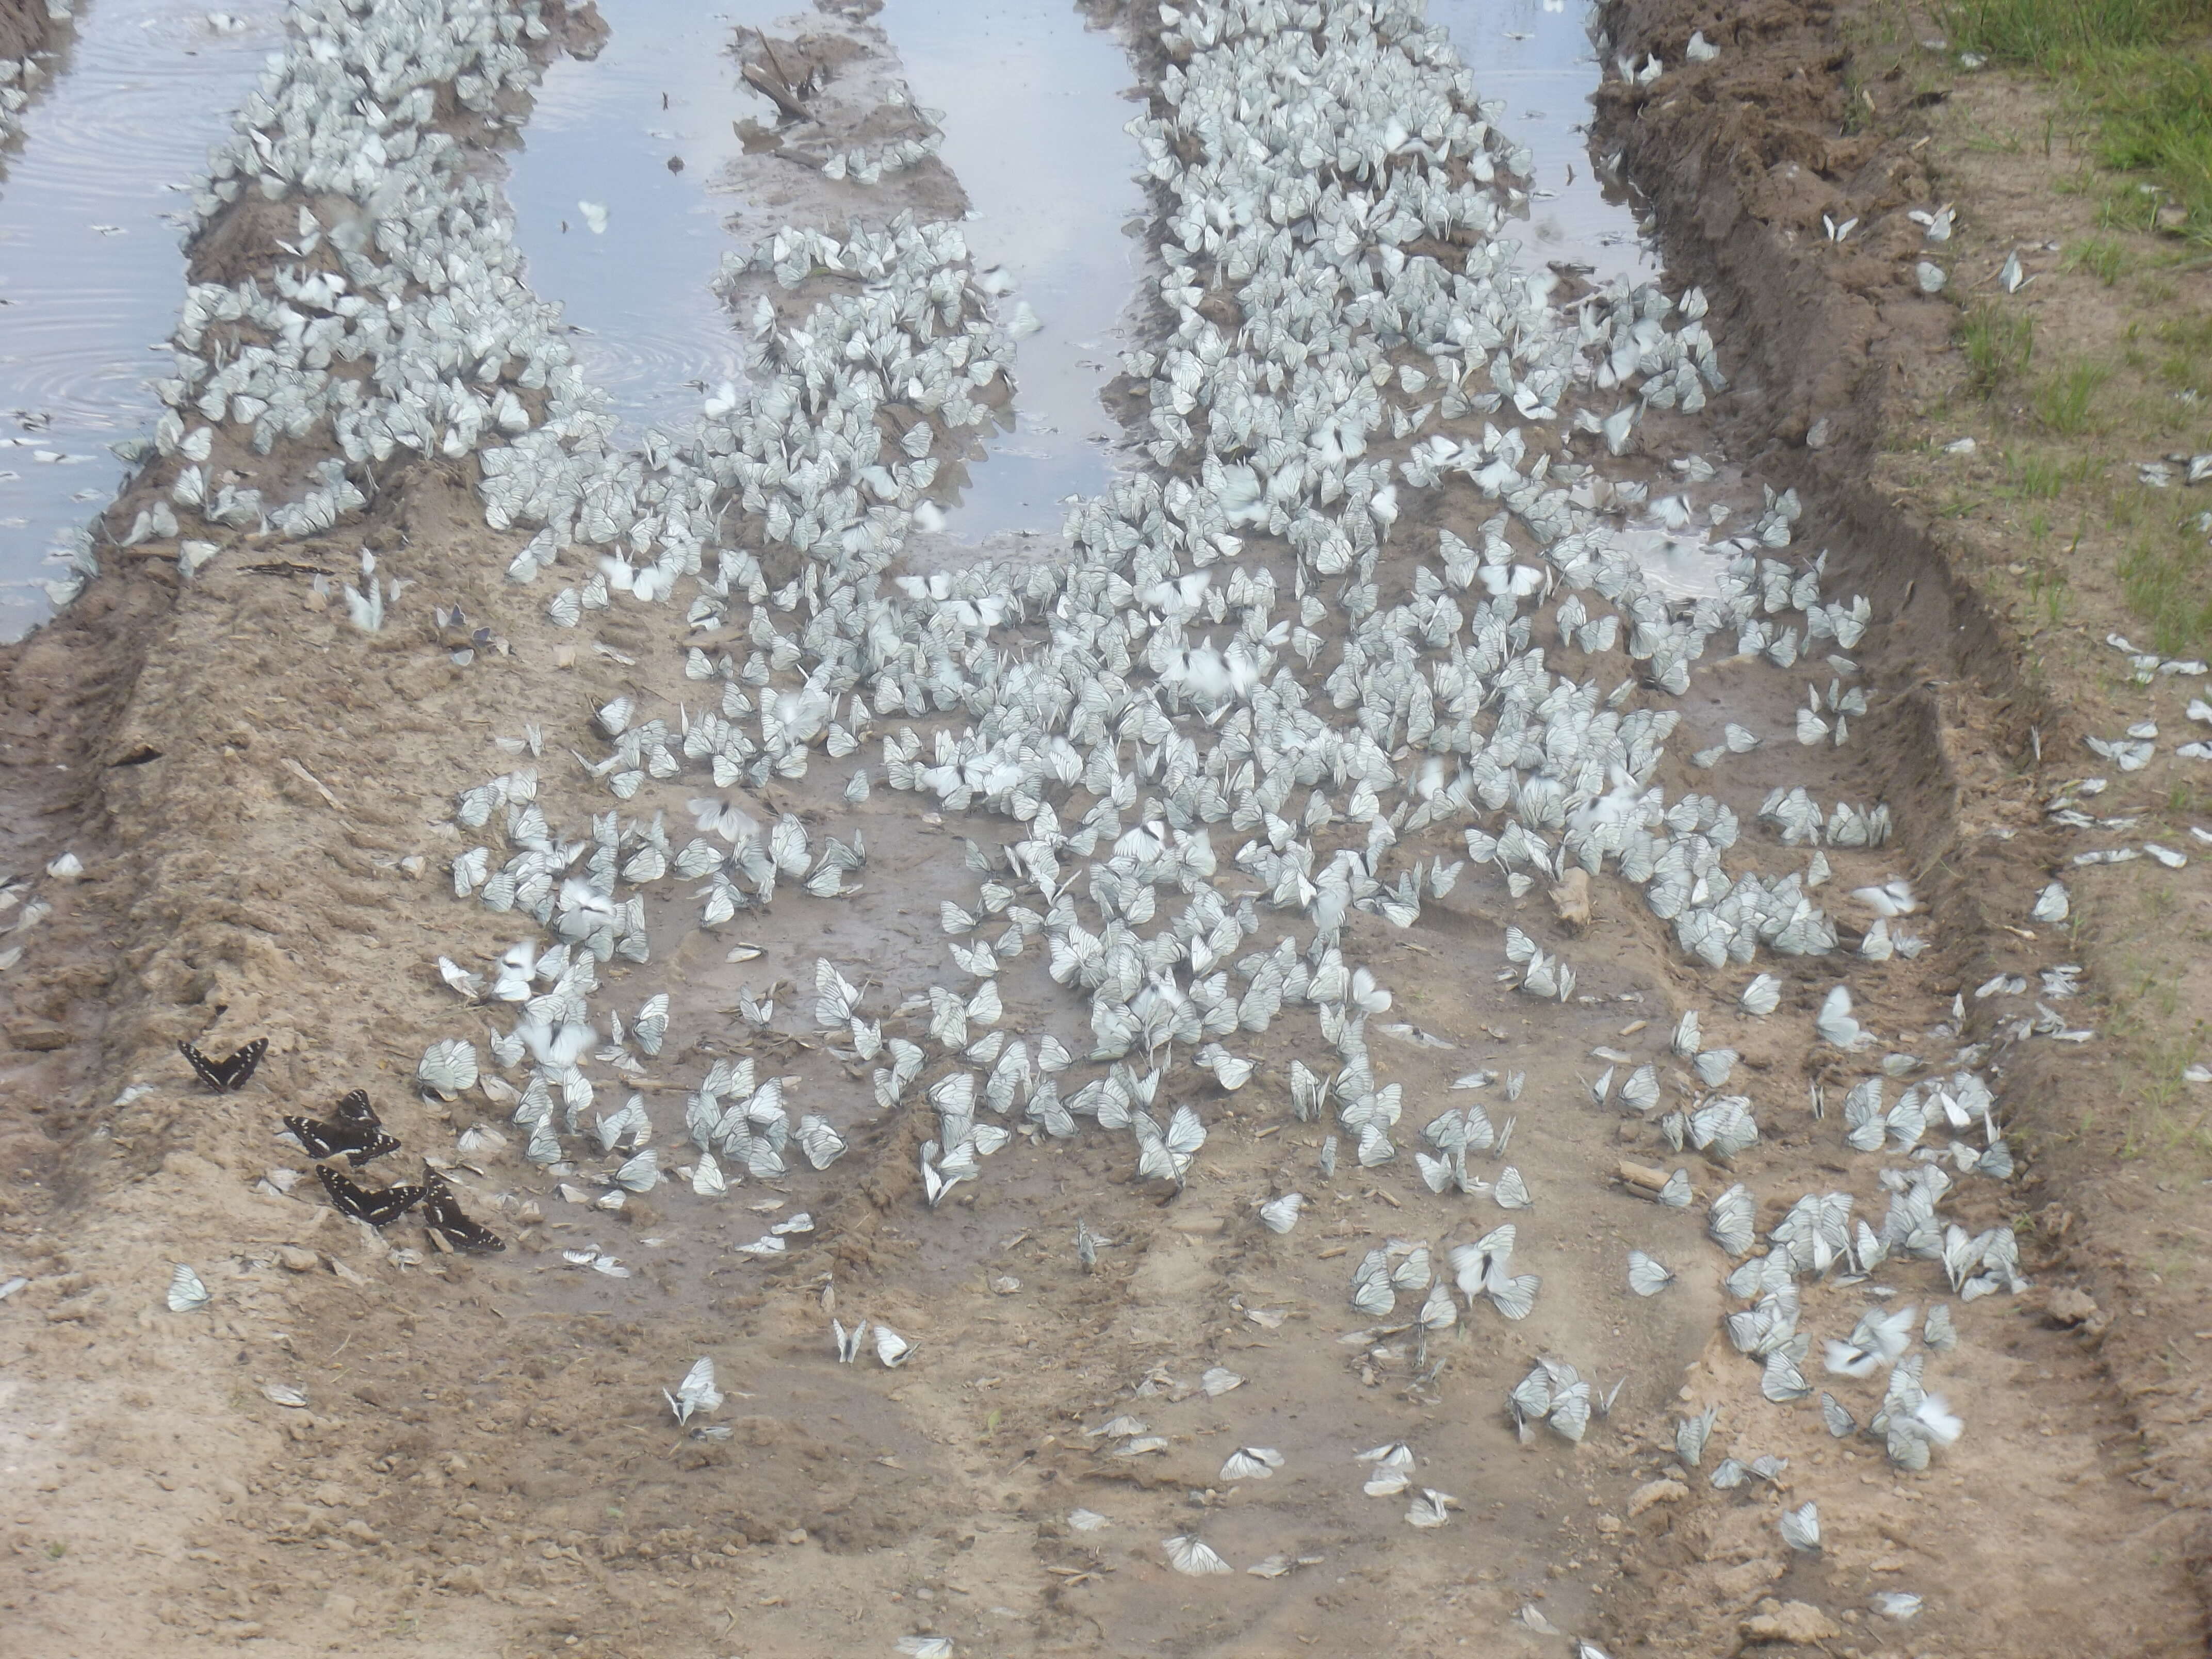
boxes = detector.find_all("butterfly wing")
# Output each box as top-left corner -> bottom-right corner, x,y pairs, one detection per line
332,1089 -> 379,1128
317,1164 -> 424,1226
182,1037 -> 268,1092
420,1169 -> 504,1252
283,1116 -> 346,1160
345,1132 -> 402,1169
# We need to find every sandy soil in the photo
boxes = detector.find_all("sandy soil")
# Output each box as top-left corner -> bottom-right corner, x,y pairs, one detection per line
0,0 -> 2204,1655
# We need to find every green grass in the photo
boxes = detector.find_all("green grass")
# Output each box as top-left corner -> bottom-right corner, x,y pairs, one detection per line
1962,303 -> 2036,392
2035,356 -> 2112,431
2087,54 -> 2212,231
1946,0 -> 2212,240
2153,311 -> 2212,398
2065,233 -> 2135,281
1949,0 -> 2207,59
2004,446 -> 2099,495
2117,517 -> 2212,652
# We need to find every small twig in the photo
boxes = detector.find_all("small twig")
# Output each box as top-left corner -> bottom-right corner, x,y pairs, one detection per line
757,34 -> 796,94
280,755 -> 340,809
741,62 -> 812,123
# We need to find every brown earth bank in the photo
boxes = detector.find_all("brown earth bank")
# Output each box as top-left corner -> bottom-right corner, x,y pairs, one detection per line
1595,0 -> 2212,1646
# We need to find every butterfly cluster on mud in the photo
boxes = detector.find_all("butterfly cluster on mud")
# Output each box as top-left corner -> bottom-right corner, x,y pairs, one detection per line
179,1037 -> 503,1254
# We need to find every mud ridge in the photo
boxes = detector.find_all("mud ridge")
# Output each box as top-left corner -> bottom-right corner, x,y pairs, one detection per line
1595,0 -> 2212,1645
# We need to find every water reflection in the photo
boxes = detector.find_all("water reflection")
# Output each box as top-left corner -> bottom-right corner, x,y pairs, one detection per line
0,0 -> 288,639
1429,0 -> 1656,285
873,0 -> 1141,540
506,0 -> 1141,544
500,0 -> 794,442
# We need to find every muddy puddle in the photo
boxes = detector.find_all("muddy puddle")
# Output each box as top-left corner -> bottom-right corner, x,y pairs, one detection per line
496,0 -> 790,441
871,0 -> 1141,537
0,0 -> 287,639
505,0 -> 1139,543
1431,0 -> 1656,286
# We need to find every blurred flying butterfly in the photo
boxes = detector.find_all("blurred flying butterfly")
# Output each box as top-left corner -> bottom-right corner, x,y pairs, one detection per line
316,1163 -> 425,1226
283,1091 -> 398,1167
421,1167 -> 503,1253
181,1036 -> 267,1092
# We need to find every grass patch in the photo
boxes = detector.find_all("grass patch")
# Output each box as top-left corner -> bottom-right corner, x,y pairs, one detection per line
1949,0 -> 2207,59
2117,519 -> 2212,652
2086,53 -> 2212,232
1961,303 -> 2036,392
2153,310 -> 2212,398
2065,233 -> 2135,281
1946,0 -> 2212,240
2035,356 -> 2112,431
2004,447 -> 2100,495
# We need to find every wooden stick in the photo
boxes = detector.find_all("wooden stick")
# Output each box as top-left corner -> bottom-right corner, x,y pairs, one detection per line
741,63 -> 812,124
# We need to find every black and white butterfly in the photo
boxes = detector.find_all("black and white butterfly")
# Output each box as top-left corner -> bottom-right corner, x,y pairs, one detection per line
420,1167 -> 503,1253
283,1091 -> 398,1167
180,1036 -> 267,1093
316,1163 -> 425,1227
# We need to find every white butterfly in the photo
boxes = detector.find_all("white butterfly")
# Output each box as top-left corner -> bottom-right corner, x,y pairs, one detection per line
664,1357 -> 721,1425
416,1039 -> 479,1099
1162,1535 -> 1232,1576
1709,1183 -> 1756,1255
1360,1443 -> 1412,1492
875,1326 -> 915,1368
436,955 -> 484,1000
1220,1446 -> 1284,1481
631,994 -> 669,1056
1619,1065 -> 1660,1113
1488,1271 -> 1540,1321
1816,985 -> 1868,1048
1820,1392 -> 1858,1438
1779,1502 -> 1821,1552
795,1114 -> 847,1169
815,960 -> 864,1028
1405,1488 -> 1458,1528
1258,1193 -> 1305,1234
167,1264 -> 210,1312
1626,1251 -> 1674,1297
833,1318 -> 869,1363
1675,1404 -> 1717,1466
896,1639 -> 953,1659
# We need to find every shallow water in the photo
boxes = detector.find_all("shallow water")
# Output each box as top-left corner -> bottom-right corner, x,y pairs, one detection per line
0,0 -> 288,640
497,0 -> 792,442
871,0 -> 1141,539
1429,0 -> 1657,286
504,0 -> 1140,542
1433,0 -> 1750,593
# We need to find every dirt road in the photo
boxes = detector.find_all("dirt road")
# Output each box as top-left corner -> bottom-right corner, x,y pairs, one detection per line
1,1 -> 2206,1655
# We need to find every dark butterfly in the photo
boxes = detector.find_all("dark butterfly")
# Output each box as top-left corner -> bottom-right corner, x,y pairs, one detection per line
180,1037 -> 268,1093
420,1167 -> 504,1254
284,1116 -> 400,1167
282,1089 -> 394,1165
330,1088 -> 378,1127
316,1163 -> 425,1227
